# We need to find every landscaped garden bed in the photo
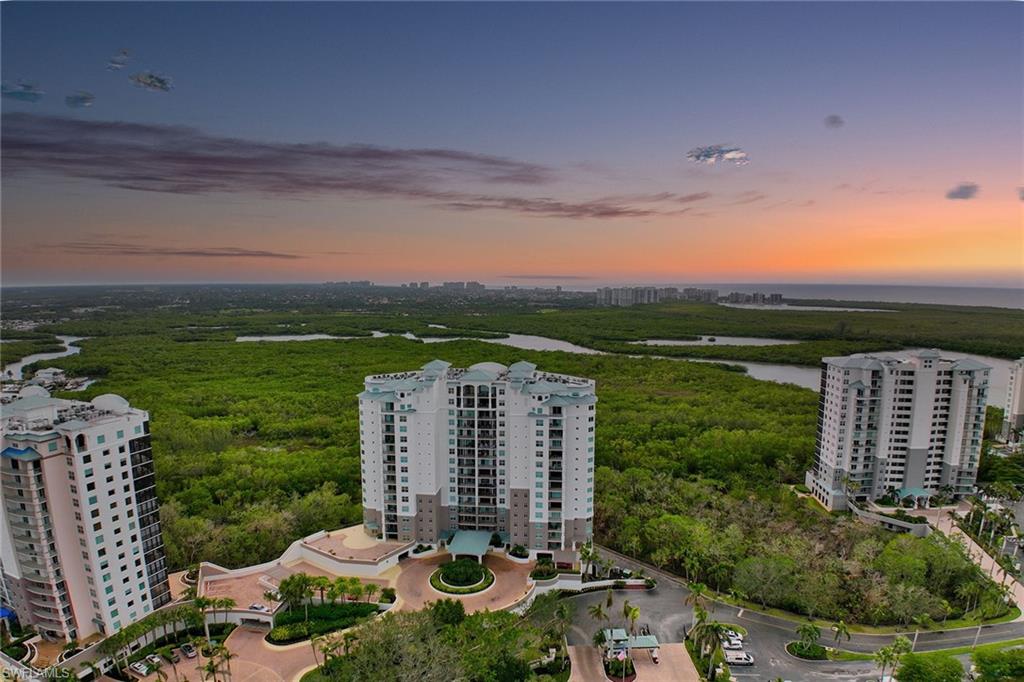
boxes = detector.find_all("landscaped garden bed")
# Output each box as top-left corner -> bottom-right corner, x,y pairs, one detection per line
267,602 -> 379,644
786,640 -> 829,660
430,559 -> 496,594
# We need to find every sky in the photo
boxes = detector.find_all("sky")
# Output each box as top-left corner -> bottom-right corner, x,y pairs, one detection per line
1,2 -> 1021,288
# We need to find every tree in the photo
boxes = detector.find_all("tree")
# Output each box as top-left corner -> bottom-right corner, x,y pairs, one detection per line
193,596 -> 215,644
895,652 -> 964,682
796,622 -> 821,653
430,598 -> 467,628
363,583 -> 380,603
972,646 -> 1024,681
685,582 -> 709,628
278,573 -> 314,621
874,645 -> 897,680
588,602 -> 609,629
311,576 -> 331,604
690,619 -> 729,680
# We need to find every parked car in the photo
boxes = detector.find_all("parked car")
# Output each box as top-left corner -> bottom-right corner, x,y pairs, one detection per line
722,638 -> 743,650
146,654 -> 163,667
724,651 -> 754,666
639,623 -> 651,636
249,602 -> 271,612
724,628 -> 744,641
129,661 -> 150,676
650,648 -> 660,664
180,643 -> 198,659
164,650 -> 180,663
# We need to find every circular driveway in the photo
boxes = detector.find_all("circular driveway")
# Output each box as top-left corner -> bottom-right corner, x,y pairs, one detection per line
394,553 -> 533,613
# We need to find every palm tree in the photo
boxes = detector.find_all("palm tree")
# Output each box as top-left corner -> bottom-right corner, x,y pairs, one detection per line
216,598 -> 236,627
831,620 -> 850,647
626,605 -> 641,637
620,599 -> 633,630
874,645 -> 897,680
691,619 -> 729,680
911,614 -> 932,651
579,541 -> 596,579
309,633 -> 322,670
588,602 -> 609,629
940,599 -> 953,626
605,588 -> 614,610
218,645 -> 236,681
194,596 -> 215,645
363,583 -> 379,603
796,622 -> 821,654
346,579 -> 364,602
311,576 -> 331,605
326,581 -> 343,606
688,581 -> 712,614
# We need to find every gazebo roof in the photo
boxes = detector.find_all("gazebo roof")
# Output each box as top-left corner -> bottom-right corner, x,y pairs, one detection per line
447,530 -> 493,559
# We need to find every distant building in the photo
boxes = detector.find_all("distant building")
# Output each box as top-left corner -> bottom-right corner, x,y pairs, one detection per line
1,390 -> 170,642
442,281 -> 466,290
1003,358 -> 1024,444
465,281 -> 486,292
806,350 -> 989,511
358,360 -> 596,561
595,286 -> 676,306
420,282 -> 429,289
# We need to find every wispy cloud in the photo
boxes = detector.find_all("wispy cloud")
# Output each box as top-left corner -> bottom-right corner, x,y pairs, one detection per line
37,241 -> 305,259
824,114 -> 845,129
502,274 -> 593,280
1,113 -> 552,197
731,191 -> 767,205
945,182 -> 979,200
1018,187 -> 1023,201
2,114 -> 718,220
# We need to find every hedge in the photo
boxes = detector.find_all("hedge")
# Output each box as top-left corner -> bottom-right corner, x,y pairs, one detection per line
275,602 -> 378,628
430,567 -> 495,594
268,605 -> 378,644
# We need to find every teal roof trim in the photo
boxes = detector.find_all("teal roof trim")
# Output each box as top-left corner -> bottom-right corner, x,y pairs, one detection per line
2,446 -> 41,461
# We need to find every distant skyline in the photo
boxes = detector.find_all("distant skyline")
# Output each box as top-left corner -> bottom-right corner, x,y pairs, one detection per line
2,2 -> 1021,287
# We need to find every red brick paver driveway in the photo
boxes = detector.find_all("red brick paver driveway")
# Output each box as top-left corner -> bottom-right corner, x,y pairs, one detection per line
394,553 -> 533,613
222,626 -> 317,682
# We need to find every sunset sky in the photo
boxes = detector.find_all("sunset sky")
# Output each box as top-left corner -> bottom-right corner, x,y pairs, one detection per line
2,2 -> 1021,287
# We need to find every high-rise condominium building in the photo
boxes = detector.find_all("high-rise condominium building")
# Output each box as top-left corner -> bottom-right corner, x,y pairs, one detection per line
1,389 -> 170,642
358,360 -> 595,560
1002,358 -> 1024,444
805,350 -> 989,511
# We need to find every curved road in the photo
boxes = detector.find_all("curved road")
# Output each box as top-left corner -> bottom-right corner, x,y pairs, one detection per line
567,546 -> 1024,680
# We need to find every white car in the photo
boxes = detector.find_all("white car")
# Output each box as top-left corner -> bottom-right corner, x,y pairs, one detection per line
724,628 -> 744,641
146,654 -> 163,667
249,602 -> 271,612
725,651 -> 754,666
722,638 -> 743,650
129,661 -> 150,676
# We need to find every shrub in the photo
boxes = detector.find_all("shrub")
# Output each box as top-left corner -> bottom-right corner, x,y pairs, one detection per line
644,578 -> 656,589
380,587 -> 396,603
795,484 -> 810,494
430,566 -> 495,594
275,602 -> 378,627
531,559 -> 558,580
510,545 -> 529,559
787,641 -> 828,660
489,533 -> 503,547
267,604 -> 377,644
606,657 -> 635,677
613,580 -> 626,589
439,559 -> 486,587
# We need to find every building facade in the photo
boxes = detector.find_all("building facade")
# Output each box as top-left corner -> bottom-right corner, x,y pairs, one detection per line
1002,358 -> 1024,444
358,360 -> 596,559
805,350 -> 989,511
1,389 -> 171,642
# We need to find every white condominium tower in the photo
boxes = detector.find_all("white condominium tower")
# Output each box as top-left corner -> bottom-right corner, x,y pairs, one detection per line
805,350 -> 989,511
358,360 -> 596,560
1,389 -> 170,642
1002,357 -> 1024,444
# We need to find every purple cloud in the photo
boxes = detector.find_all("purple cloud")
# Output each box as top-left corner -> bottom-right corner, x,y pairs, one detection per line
945,182 -> 979,200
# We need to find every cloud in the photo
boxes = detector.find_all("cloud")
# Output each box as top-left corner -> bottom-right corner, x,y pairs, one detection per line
38,241 -> 304,259
65,91 -> 95,109
824,114 -> 845,129
732,191 -> 767,205
129,72 -> 173,92
686,144 -> 749,166
2,82 -> 44,103
2,114 -> 710,220
945,182 -> 979,200
1,113 -> 552,197
502,274 -> 593,280
1018,187 -> 1024,201
440,195 -> 696,219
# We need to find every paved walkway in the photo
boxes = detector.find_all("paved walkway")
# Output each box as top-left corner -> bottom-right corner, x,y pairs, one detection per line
394,553 -> 533,613
567,645 -> 606,682
922,504 -> 1024,615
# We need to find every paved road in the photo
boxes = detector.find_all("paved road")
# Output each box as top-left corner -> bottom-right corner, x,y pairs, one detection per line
566,546 -> 1024,681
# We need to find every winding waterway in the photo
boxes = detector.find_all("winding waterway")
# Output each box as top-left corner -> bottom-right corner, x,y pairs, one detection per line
2,336 -> 86,380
